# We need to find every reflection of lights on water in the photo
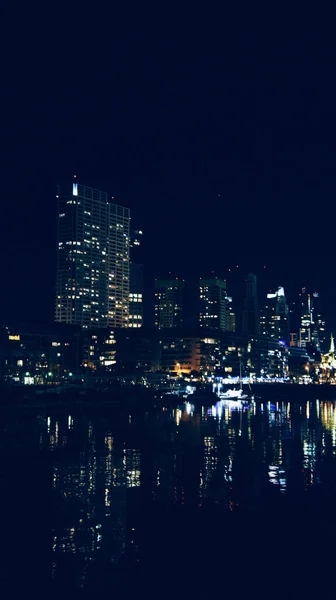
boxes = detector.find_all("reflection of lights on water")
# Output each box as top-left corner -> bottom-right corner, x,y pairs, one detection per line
185,402 -> 193,415
306,402 -> 309,419
68,415 -> 73,429
268,465 -> 278,485
176,409 -> 182,425
47,416 -> 51,432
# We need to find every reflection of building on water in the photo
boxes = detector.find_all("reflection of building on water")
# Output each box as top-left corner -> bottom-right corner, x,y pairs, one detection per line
5,397 -> 336,588
51,417 -> 143,585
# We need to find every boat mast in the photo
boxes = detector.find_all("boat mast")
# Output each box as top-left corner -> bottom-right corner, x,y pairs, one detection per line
239,357 -> 242,391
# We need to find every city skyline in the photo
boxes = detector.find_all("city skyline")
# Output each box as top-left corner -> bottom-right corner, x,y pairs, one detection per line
52,179 -> 331,352
3,6 -> 336,593
2,7 -> 336,332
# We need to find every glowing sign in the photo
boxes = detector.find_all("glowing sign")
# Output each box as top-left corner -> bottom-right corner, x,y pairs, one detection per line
267,286 -> 285,299
8,335 -> 20,341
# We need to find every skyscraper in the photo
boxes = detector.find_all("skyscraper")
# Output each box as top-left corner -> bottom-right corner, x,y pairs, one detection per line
55,178 -> 130,329
154,279 -> 184,329
242,273 -> 259,336
226,296 -> 236,332
260,286 -> 290,343
298,287 -> 311,347
129,229 -> 144,328
199,278 -> 227,330
311,292 -> 326,351
129,263 -> 144,327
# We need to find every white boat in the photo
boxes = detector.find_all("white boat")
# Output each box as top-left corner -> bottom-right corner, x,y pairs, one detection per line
218,388 -> 249,400
216,359 -> 254,402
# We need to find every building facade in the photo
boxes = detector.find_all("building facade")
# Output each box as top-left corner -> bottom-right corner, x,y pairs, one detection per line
298,287 -> 312,347
154,279 -> 184,329
260,286 -> 290,343
129,263 -> 144,328
55,179 -> 130,329
226,296 -> 236,332
199,278 -> 227,331
311,291 -> 326,351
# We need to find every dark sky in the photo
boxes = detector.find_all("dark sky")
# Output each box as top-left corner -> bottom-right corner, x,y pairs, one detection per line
2,6 -> 336,329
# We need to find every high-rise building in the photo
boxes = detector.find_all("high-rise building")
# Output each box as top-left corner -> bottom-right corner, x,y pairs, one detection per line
298,287 -> 312,347
55,178 -> 130,329
242,273 -> 259,336
107,202 -> 131,327
226,296 -> 236,332
199,278 -> 227,331
311,292 -> 326,351
129,263 -> 144,328
260,286 -> 290,343
154,279 -> 184,329
129,229 -> 144,328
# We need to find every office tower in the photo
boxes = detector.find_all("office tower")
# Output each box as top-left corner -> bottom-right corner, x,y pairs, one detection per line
311,291 -> 326,351
129,263 -> 144,327
260,286 -> 290,343
226,296 -> 236,332
298,287 -> 312,347
55,178 -> 130,329
108,202 -> 131,327
199,278 -> 227,331
129,228 -> 144,328
154,279 -> 184,329
242,273 -> 259,336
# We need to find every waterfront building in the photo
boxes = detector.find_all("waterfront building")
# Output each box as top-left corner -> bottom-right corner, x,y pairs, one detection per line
199,278 -> 227,331
55,178 -> 130,329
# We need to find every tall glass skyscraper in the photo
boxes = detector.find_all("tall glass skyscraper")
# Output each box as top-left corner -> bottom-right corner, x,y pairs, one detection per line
55,178 -> 130,329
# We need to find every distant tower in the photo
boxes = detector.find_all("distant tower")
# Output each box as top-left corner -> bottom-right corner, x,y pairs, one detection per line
199,278 -> 227,331
226,296 -> 236,332
154,279 -> 184,329
129,229 -> 144,328
260,286 -> 289,343
129,263 -> 144,327
311,291 -> 326,351
299,287 -> 312,347
242,273 -> 259,336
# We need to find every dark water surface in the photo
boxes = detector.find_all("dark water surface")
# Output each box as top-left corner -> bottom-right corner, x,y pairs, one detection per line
2,396 -> 336,594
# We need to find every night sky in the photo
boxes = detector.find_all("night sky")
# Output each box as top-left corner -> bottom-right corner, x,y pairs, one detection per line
2,7 -> 336,329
